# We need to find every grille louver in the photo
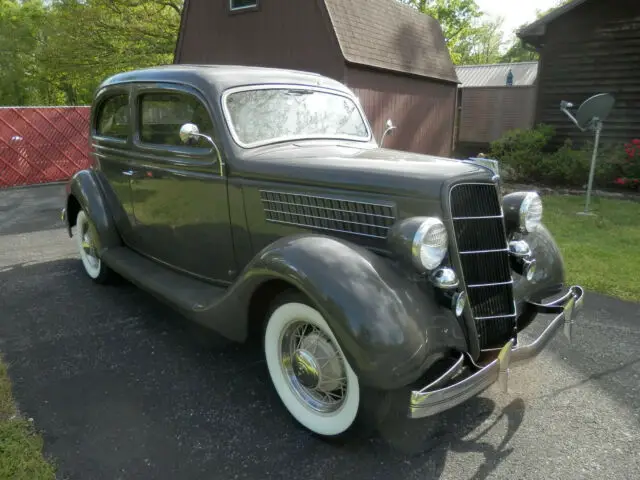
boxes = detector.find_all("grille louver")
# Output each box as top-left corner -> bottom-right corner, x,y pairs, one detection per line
260,190 -> 396,239
449,183 -> 516,349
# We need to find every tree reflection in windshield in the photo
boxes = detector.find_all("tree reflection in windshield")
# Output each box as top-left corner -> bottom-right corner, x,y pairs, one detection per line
224,88 -> 370,146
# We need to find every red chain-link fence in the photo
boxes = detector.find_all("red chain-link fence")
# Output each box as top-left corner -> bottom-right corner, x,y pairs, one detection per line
0,106 -> 91,188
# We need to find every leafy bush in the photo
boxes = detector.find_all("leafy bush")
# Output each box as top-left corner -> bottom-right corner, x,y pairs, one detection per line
489,126 -> 640,189
488,124 -> 555,182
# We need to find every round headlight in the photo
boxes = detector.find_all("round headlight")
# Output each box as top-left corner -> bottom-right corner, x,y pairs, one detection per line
520,192 -> 543,232
411,218 -> 448,271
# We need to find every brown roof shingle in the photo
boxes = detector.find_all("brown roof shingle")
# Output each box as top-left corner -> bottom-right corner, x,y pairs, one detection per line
322,0 -> 458,83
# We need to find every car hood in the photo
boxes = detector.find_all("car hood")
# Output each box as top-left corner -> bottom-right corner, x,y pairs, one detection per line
232,143 -> 495,200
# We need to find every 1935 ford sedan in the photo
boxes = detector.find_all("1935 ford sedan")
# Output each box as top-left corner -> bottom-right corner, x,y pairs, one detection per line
62,65 -> 584,440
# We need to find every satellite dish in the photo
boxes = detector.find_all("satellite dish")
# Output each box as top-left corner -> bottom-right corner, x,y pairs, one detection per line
576,93 -> 615,130
559,93 -> 616,216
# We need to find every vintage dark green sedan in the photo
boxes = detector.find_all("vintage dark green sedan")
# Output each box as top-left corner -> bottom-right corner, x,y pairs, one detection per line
62,65 -> 584,440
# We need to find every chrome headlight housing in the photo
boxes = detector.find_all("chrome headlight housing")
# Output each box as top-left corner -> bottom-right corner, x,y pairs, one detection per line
411,217 -> 448,271
503,192 -> 543,233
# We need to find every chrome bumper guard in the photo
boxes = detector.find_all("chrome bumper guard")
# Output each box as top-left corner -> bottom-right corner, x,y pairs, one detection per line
409,285 -> 585,419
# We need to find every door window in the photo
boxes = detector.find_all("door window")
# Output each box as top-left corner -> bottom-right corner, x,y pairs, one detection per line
96,94 -> 129,140
138,92 -> 214,149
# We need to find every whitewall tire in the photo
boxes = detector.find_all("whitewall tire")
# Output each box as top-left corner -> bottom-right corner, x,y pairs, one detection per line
75,209 -> 110,283
264,296 -> 361,438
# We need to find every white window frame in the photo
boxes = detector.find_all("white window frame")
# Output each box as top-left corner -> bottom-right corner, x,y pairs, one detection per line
229,0 -> 258,11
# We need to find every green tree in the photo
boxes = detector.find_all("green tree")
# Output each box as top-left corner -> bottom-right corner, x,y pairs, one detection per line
500,40 -> 539,63
457,16 -> 506,65
399,0 -> 485,64
40,0 -> 182,104
0,0 -> 182,106
500,0 -> 574,63
0,0 -> 51,105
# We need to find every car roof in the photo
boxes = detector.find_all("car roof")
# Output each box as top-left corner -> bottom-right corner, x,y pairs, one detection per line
98,64 -> 353,97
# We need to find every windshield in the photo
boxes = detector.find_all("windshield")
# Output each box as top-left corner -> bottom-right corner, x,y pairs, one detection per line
222,87 -> 371,147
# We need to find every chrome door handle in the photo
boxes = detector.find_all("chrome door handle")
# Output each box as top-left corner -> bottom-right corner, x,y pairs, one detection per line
122,170 -> 135,176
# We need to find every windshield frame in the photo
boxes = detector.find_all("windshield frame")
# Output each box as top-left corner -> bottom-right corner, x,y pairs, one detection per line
220,84 -> 374,149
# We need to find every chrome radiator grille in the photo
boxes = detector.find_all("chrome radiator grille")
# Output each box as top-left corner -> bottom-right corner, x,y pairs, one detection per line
449,183 -> 516,349
259,190 -> 396,240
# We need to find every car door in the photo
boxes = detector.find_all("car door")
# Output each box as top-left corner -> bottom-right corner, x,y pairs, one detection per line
91,86 -> 136,242
127,83 -> 236,283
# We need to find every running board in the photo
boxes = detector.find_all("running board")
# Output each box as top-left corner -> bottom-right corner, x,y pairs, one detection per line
101,246 -> 226,314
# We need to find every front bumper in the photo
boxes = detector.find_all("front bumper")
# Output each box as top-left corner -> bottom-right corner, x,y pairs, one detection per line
408,285 -> 584,419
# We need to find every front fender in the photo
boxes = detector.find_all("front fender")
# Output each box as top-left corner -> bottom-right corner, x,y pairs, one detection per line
65,169 -> 121,253
239,234 -> 468,390
513,224 -> 566,305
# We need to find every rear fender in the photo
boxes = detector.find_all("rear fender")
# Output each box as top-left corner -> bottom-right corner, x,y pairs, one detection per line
64,169 -> 121,254
233,234 -> 468,390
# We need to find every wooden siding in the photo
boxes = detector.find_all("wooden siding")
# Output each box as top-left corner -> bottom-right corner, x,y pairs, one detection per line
535,0 -> 640,148
345,66 -> 457,157
458,86 -> 537,144
175,0 -> 344,80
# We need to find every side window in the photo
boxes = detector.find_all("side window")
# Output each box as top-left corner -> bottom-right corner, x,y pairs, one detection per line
229,0 -> 258,12
96,94 -> 129,140
139,92 -> 214,149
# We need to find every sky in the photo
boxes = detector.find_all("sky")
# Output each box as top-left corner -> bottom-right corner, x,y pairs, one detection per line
475,0 -> 561,40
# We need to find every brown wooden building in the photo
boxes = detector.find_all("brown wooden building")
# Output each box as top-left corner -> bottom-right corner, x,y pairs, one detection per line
455,62 -> 538,149
518,0 -> 640,148
173,0 -> 459,156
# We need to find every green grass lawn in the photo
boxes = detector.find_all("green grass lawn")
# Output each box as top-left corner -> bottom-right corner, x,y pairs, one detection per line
543,194 -> 640,302
0,359 -> 55,480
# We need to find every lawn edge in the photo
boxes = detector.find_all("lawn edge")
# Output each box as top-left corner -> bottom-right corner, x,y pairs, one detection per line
0,355 -> 57,479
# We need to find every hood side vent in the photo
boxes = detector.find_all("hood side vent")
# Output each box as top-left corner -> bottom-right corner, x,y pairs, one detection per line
259,189 -> 396,240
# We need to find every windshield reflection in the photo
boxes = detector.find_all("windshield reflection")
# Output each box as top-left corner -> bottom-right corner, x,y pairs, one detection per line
223,87 -> 371,148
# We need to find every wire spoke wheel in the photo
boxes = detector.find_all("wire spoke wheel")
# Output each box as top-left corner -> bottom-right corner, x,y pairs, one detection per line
264,298 -> 361,438
280,321 -> 349,414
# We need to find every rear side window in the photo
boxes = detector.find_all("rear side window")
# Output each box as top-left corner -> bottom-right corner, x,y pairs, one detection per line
96,94 -> 129,139
139,92 -> 214,149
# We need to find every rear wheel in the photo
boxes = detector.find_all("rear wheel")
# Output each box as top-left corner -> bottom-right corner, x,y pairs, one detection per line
75,209 -> 111,284
263,292 -> 393,440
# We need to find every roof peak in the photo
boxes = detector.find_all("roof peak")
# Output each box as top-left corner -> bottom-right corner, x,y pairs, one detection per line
322,0 -> 458,83
518,0 -> 590,39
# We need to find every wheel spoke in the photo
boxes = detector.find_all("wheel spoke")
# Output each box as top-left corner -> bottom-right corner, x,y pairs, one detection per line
280,319 -> 349,414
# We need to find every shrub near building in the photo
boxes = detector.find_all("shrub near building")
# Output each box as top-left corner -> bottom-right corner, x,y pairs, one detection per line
489,124 -> 640,189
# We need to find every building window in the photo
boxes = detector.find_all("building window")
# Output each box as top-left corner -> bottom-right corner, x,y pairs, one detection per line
138,92 -> 214,149
229,0 -> 258,12
96,94 -> 129,140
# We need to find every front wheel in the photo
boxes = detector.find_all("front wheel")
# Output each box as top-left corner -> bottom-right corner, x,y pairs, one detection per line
264,293 -> 390,440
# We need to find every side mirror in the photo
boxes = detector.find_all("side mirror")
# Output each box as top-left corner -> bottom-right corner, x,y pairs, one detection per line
178,123 -> 223,172
180,123 -> 207,145
380,119 -> 397,148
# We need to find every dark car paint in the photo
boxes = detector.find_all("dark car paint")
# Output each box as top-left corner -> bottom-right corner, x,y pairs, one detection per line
66,169 -> 122,252
221,235 -> 467,389
64,65 -> 568,392
235,143 -> 490,199
512,225 -> 566,306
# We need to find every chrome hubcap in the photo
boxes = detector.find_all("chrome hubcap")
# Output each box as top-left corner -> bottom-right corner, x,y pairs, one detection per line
292,349 -> 320,389
80,220 -> 99,269
280,322 -> 348,414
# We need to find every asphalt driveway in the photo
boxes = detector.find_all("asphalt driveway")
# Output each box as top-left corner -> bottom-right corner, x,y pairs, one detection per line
0,184 -> 639,480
